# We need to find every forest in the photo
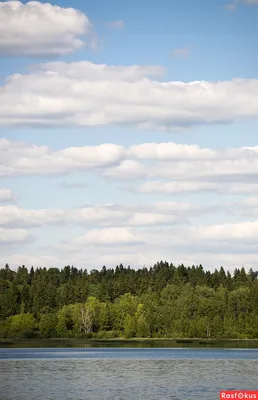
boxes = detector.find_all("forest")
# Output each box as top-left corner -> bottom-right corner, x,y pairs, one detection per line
0,262 -> 258,340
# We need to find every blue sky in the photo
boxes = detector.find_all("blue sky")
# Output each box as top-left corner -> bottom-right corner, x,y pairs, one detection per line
0,0 -> 258,271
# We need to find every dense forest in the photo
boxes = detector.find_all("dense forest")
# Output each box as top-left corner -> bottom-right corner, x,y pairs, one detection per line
0,262 -> 258,340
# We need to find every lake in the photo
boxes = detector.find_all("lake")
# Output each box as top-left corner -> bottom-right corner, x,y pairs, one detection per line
0,347 -> 258,400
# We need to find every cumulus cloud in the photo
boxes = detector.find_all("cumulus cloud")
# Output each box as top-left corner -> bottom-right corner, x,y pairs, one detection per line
148,222 -> 258,248
139,181 -> 258,195
73,227 -> 144,246
1,61 -> 258,129
145,221 -> 258,249
229,197 -> 258,217
41,219 -> 258,270
0,1 -> 94,56
129,142 -> 218,160
2,139 -> 258,195
3,247 -> 258,271
7,201 -> 258,269
0,206 -> 65,228
0,139 -> 125,176
195,221 -> 258,244
130,142 -> 258,162
2,199 -> 258,269
0,228 -> 30,244
0,201 -> 205,229
103,160 -> 145,180
0,254 -> 70,269
105,142 -> 258,194
0,188 -> 14,202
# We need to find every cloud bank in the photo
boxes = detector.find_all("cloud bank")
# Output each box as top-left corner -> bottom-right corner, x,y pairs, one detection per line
2,139 -> 258,195
1,61 -> 258,129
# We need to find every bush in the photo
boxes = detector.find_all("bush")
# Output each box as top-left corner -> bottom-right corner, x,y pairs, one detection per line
2,313 -> 37,338
95,330 -> 120,339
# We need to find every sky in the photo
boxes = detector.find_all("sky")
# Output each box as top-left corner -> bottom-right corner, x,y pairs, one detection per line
0,0 -> 258,272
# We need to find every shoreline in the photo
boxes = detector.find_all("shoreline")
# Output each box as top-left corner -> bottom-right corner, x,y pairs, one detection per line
1,337 -> 258,344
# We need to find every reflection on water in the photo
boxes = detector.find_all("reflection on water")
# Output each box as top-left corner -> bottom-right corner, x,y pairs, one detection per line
0,348 -> 258,400
1,339 -> 258,349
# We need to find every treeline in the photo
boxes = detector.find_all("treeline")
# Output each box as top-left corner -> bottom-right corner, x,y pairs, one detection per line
0,262 -> 258,339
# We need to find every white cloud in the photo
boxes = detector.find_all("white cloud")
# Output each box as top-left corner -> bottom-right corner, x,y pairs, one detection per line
0,254 -> 70,269
69,206 -> 129,226
2,139 -> 258,195
106,142 -> 258,194
195,221 -> 258,244
0,228 -> 30,244
103,160 -> 145,180
6,202 -> 258,269
2,248 -> 257,272
2,203 -> 258,269
0,201 -> 204,229
73,227 -> 144,246
128,212 -> 180,226
129,142 -> 218,160
0,1 -> 94,56
144,221 -> 258,248
139,181 -> 258,195
0,188 -> 14,202
130,142 -> 258,162
229,197 -> 258,217
1,61 -> 258,129
0,206 -> 65,227
0,139 -> 125,176
144,220 -> 258,249
43,219 -> 258,270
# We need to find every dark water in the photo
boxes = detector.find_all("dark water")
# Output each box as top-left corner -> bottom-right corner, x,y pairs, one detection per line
0,348 -> 258,400
1,339 -> 258,348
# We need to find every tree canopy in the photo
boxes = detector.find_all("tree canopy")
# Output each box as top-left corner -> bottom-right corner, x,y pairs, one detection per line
0,262 -> 257,339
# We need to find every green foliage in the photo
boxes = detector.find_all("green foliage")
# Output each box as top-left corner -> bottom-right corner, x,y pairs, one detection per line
0,263 -> 257,339
0,313 -> 36,338
123,314 -> 137,338
38,313 -> 58,338
94,330 -> 119,339
56,305 -> 75,338
136,305 -> 150,338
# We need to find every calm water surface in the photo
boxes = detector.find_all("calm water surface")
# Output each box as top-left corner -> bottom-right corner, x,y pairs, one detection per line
0,348 -> 258,400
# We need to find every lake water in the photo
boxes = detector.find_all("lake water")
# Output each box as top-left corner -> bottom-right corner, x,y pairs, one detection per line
0,348 -> 258,400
